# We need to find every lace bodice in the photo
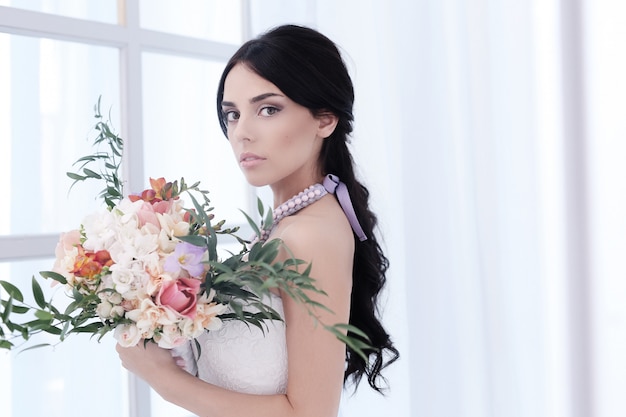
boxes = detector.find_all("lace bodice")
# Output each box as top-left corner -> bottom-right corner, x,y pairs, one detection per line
174,292 -> 288,395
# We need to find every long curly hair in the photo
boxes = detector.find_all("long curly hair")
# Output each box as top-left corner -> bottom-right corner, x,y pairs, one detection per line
216,24 -> 399,392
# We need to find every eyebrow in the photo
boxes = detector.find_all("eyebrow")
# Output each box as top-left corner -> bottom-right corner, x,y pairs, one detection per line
221,92 -> 284,107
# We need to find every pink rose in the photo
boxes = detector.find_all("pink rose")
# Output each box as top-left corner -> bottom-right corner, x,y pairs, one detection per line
54,229 -> 81,258
52,230 -> 82,281
151,199 -> 173,215
136,202 -> 160,228
156,277 -> 201,319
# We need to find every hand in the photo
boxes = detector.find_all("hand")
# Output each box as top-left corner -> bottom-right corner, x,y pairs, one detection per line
173,355 -> 187,369
116,341 -> 180,383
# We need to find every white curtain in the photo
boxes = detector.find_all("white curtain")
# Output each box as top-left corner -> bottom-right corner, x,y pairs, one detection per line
249,1 -> 626,416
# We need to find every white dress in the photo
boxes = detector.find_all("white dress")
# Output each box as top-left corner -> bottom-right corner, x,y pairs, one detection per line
172,293 -> 344,416
174,292 -> 288,395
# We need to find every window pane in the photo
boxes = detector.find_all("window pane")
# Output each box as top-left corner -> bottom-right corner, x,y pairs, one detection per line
0,258 -> 125,417
140,0 -> 242,44
1,0 -> 118,24
142,52 -> 249,227
0,33 -> 121,236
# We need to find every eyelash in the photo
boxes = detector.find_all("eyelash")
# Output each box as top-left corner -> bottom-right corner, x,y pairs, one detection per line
221,106 -> 281,124
259,106 -> 281,117
222,110 -> 239,123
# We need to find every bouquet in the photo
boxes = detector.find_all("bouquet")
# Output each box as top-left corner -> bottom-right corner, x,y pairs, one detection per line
0,99 -> 371,358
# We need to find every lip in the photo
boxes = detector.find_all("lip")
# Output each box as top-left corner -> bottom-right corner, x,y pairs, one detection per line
239,152 -> 266,168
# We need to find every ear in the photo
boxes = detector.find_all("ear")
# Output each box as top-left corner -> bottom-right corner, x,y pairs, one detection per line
317,111 -> 339,139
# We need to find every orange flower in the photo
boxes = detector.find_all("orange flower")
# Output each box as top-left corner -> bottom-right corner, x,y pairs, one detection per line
93,250 -> 114,267
71,247 -> 113,279
129,177 -> 178,204
150,177 -> 167,196
129,188 -> 160,204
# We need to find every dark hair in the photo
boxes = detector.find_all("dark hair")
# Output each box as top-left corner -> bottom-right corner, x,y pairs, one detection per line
216,24 -> 399,393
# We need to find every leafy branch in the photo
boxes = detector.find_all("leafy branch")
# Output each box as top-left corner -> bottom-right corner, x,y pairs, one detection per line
67,96 -> 124,209
0,273 -> 110,351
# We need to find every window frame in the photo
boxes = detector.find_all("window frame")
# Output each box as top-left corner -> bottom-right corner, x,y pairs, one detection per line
0,2 -> 250,416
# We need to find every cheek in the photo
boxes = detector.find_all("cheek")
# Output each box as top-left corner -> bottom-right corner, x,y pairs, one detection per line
278,118 -> 317,148
280,133 -> 296,146
277,132 -> 313,162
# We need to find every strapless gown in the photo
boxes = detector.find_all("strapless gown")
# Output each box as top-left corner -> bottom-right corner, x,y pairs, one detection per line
172,293 -> 344,416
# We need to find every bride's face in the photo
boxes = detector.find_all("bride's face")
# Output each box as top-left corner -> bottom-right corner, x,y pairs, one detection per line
220,64 -> 328,189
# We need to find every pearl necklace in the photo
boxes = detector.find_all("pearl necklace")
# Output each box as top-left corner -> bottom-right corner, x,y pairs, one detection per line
257,183 -> 328,243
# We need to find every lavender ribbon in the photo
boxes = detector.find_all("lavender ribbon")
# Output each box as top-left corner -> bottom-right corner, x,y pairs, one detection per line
323,174 -> 368,242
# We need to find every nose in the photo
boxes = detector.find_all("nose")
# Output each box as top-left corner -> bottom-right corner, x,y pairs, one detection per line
230,115 -> 253,143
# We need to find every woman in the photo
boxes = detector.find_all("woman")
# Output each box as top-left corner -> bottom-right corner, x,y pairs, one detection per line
117,24 -> 398,417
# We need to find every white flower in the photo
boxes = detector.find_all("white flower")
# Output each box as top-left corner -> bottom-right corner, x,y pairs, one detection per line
114,323 -> 142,347
107,225 -> 159,274
156,324 -> 186,348
158,212 -> 189,239
146,272 -> 169,297
157,229 -> 178,253
181,302 -> 227,337
200,304 -> 227,331
82,210 -> 116,251
116,199 -> 143,227
109,264 -> 139,295
96,300 -> 113,318
107,291 -> 123,305
110,305 -> 125,318
131,298 -> 178,337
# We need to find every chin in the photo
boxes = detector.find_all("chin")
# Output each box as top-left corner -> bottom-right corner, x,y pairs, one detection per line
242,172 -> 271,188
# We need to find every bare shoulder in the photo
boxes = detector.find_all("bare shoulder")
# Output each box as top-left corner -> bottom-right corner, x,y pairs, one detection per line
272,194 -> 354,325
272,195 -> 354,267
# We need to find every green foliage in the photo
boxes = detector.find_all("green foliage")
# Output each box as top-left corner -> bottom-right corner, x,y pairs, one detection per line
67,96 -> 124,209
0,276 -> 103,351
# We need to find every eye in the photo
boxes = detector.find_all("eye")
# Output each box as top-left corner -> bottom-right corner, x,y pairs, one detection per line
259,106 -> 280,117
222,110 -> 239,123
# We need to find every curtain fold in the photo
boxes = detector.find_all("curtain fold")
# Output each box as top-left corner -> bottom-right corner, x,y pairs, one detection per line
249,1 -> 625,416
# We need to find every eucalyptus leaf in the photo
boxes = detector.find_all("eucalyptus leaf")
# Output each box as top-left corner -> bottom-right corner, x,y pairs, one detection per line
257,197 -> 265,217
83,168 -> 102,179
39,270 -> 68,285
71,322 -> 104,333
1,295 -> 13,322
42,325 -> 63,335
60,321 -> 71,340
19,343 -> 52,353
331,323 -> 371,341
177,235 -> 207,247
25,319 -> 53,331
1,302 -> 27,315
0,280 -> 24,302
31,277 -> 46,309
34,310 -> 54,321
239,209 -> 261,239
264,206 -> 274,230
67,172 -> 86,181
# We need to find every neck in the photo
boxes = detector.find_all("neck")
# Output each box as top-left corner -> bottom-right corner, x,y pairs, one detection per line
270,172 -> 324,208
256,182 -> 328,243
